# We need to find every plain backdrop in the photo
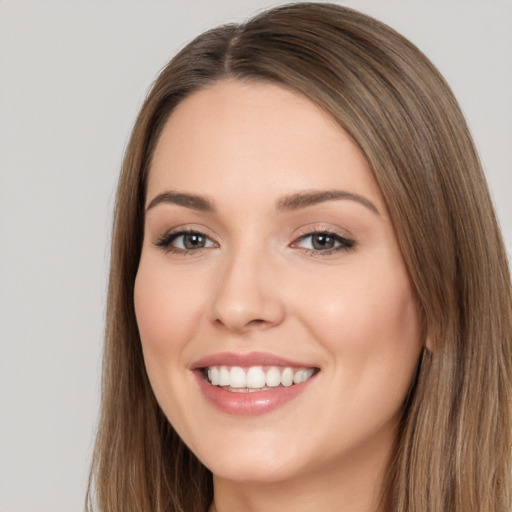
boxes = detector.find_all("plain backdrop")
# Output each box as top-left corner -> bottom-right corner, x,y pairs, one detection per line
0,1 -> 510,511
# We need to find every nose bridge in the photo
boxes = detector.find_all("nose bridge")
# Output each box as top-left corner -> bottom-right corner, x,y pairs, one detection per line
210,237 -> 285,332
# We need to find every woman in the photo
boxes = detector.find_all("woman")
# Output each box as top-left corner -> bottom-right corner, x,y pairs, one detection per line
86,3 -> 512,511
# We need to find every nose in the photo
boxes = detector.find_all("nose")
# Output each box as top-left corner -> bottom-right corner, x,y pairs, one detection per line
209,245 -> 286,334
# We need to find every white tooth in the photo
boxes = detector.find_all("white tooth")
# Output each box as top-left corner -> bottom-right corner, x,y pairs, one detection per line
293,369 -> 306,384
219,366 -> 230,386
281,367 -> 294,387
247,366 -> 266,388
304,368 -> 315,380
209,366 -> 219,386
266,366 -> 281,387
229,366 -> 247,388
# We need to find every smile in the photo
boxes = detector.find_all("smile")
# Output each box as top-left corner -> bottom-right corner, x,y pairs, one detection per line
204,365 -> 316,391
191,352 -> 320,416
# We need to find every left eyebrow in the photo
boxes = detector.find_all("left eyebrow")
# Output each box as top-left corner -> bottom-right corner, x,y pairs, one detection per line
277,189 -> 380,215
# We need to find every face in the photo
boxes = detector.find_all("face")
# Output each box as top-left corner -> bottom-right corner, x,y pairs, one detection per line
134,80 -> 423,485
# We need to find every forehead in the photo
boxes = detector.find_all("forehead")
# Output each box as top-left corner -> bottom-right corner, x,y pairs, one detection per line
147,79 -> 384,212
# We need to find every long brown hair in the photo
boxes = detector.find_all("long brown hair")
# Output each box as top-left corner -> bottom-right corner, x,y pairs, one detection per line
86,3 -> 512,511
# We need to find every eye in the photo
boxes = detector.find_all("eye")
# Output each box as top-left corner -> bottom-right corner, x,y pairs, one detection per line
291,230 -> 355,255
154,230 -> 217,253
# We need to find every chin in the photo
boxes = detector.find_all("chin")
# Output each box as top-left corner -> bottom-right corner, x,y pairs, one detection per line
196,440 -> 307,484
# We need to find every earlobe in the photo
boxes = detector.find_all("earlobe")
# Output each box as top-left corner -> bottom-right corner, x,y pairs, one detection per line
424,336 -> 434,353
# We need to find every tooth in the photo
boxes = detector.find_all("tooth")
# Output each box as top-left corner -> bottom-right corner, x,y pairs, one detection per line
229,366 -> 247,388
219,366 -> 230,386
210,364 -> 315,389
304,368 -> 315,380
247,366 -> 266,388
209,366 -> 219,386
293,369 -> 306,384
281,367 -> 293,387
266,366 -> 281,387
293,368 -> 315,384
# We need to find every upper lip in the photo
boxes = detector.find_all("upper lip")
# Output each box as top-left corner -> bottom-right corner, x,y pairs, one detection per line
190,351 -> 318,370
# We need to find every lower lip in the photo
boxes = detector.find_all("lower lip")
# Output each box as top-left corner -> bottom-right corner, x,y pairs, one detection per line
193,371 -> 317,416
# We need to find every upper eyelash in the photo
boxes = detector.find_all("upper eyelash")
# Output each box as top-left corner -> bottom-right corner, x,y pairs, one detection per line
153,228 -> 356,255
153,230 -> 213,252
153,231 -> 177,248
292,229 -> 356,255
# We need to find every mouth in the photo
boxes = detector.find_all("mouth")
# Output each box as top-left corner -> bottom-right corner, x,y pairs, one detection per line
191,352 -> 320,416
202,365 -> 318,392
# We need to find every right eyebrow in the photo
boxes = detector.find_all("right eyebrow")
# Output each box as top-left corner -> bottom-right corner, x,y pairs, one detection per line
146,191 -> 215,213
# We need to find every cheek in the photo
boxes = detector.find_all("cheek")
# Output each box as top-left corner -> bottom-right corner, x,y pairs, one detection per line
133,259 -> 211,422
314,267 -> 422,438
343,272 -> 420,349
297,261 -> 422,399
134,261 -> 204,357
299,261 -> 419,344
133,260 -> 205,430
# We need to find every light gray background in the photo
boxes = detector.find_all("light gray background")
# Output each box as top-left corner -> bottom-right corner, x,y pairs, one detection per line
0,1 -> 510,511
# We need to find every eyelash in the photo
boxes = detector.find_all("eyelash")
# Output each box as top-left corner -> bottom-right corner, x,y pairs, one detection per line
153,228 -> 356,256
291,228 -> 356,256
154,230 -> 216,255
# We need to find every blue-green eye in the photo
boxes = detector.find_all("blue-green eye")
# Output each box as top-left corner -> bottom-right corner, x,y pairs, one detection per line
155,231 -> 216,252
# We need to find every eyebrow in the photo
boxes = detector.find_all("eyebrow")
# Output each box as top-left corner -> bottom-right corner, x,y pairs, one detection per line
277,190 -> 380,215
146,189 -> 379,215
146,191 -> 215,212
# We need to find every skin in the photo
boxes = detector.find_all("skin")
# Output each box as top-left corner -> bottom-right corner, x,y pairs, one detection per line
134,80 -> 424,512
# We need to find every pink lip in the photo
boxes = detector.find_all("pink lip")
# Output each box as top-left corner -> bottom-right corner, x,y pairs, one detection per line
190,351 -> 315,370
190,351 -> 319,416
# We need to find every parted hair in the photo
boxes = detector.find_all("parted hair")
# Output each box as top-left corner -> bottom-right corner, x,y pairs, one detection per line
86,3 -> 512,511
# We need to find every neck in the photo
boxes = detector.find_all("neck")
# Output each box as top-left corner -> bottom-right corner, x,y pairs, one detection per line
209,436 -> 392,512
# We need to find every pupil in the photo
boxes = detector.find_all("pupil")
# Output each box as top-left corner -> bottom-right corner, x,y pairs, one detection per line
184,233 -> 205,249
312,234 -> 334,250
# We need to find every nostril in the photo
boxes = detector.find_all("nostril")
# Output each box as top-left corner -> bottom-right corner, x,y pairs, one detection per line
247,319 -> 271,329
214,317 -> 273,332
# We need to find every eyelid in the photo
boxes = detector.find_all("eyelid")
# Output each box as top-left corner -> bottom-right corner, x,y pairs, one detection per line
290,226 -> 356,255
151,223 -> 356,256
153,226 -> 219,253
291,224 -> 354,242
